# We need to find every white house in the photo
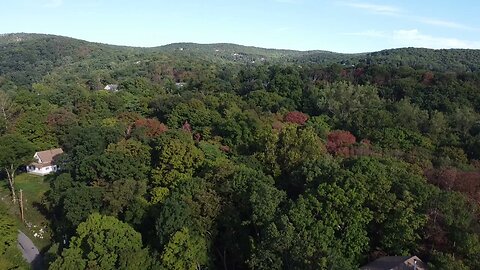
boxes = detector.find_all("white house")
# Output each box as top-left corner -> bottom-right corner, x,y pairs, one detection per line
104,84 -> 119,92
175,82 -> 186,88
26,148 -> 63,176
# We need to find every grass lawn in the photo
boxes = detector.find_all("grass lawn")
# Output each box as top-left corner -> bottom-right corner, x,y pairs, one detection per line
0,173 -> 52,251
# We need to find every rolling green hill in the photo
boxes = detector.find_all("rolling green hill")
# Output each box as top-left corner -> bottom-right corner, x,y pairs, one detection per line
2,33 -> 480,87
153,42 -> 354,63
363,47 -> 480,72
2,33 -> 480,270
0,34 -> 133,85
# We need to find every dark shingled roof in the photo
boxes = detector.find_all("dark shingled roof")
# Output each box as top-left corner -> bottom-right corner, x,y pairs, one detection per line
360,256 -> 426,270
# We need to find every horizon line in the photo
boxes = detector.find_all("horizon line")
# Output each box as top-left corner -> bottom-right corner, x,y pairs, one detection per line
1,32 -> 478,54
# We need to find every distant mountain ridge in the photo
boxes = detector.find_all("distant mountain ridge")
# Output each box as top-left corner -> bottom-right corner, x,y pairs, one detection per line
0,33 -> 52,44
2,33 -> 480,87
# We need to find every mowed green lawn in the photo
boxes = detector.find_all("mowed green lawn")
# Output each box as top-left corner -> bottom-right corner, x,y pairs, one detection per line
0,173 -> 52,251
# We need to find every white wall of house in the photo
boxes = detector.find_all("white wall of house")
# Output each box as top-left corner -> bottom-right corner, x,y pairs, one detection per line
26,165 -> 58,176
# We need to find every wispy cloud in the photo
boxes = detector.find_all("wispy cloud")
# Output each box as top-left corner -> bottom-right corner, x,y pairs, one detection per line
344,28 -> 480,49
339,1 -> 477,31
342,30 -> 385,38
274,27 -> 293,33
416,17 -> 475,30
392,29 -> 480,49
339,1 -> 402,15
272,0 -> 299,3
44,0 -> 63,8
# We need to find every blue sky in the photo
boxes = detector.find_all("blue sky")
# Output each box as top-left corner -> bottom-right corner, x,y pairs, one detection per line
1,0 -> 480,53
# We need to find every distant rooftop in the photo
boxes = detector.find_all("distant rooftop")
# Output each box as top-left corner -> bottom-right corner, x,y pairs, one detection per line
360,256 -> 426,270
104,84 -> 119,91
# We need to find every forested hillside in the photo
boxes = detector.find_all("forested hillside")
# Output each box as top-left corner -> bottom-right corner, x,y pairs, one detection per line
1,33 -> 480,269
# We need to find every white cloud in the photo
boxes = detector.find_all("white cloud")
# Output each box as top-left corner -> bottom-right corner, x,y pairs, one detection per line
339,1 -> 402,15
342,30 -> 386,38
343,28 -> 480,49
339,1 -> 477,31
273,0 -> 299,3
392,29 -> 480,49
44,0 -> 63,8
274,27 -> 293,33
416,17 -> 476,31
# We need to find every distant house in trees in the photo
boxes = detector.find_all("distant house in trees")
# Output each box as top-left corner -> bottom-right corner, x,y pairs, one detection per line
360,256 -> 426,270
175,82 -> 186,88
104,84 -> 119,92
26,148 -> 63,176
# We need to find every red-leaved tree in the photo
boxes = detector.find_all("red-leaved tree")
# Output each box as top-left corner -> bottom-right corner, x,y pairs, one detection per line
134,118 -> 168,138
326,130 -> 356,156
182,120 -> 192,133
425,167 -> 480,203
284,111 -> 309,125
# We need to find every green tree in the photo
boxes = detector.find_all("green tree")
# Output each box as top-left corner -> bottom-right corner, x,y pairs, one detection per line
249,196 -> 360,270
0,134 -> 35,202
393,98 -> 429,132
449,106 -> 478,139
215,108 -> 263,151
305,115 -> 331,139
0,208 -> 17,255
246,90 -> 291,112
267,66 -> 305,107
425,190 -> 480,269
215,164 -> 286,269
0,205 -> 27,269
62,186 -> 103,229
151,131 -> 204,191
154,178 -> 220,268
428,252 -> 470,270
316,81 -> 383,129
103,178 -> 147,216
47,108 -> 78,138
370,127 -> 433,152
15,109 -> 58,149
79,139 -> 151,185
61,125 -> 123,181
221,159 -> 368,269
160,227 -> 208,270
156,178 -> 220,246
255,124 -> 325,180
167,99 -> 221,130
0,90 -> 19,133
51,213 -> 154,270
428,111 -> 453,145
347,157 -> 432,255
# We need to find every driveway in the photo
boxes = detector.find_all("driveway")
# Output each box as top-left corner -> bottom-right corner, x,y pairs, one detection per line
17,230 -> 44,269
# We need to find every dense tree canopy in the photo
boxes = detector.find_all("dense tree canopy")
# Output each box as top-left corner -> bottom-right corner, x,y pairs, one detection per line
0,205 -> 27,269
0,133 -> 35,202
50,213 -> 156,270
1,34 -> 480,269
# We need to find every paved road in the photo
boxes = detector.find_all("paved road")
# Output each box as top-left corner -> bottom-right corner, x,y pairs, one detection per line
17,230 -> 43,269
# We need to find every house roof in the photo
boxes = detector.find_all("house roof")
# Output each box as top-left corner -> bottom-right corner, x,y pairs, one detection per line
36,148 -> 63,164
360,256 -> 426,270
104,84 -> 118,90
